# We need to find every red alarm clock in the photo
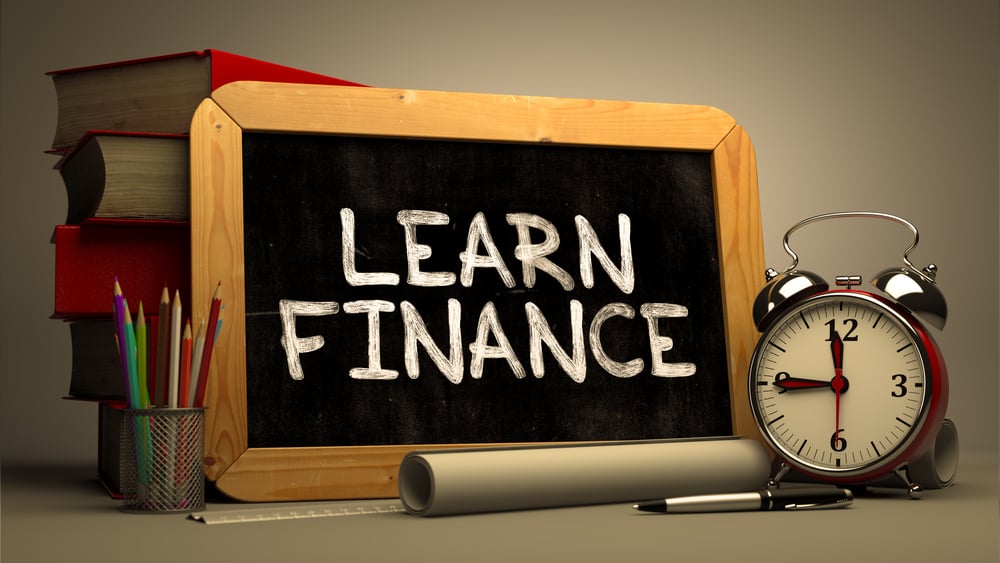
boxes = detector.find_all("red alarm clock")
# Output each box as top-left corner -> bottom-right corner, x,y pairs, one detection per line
748,212 -> 950,498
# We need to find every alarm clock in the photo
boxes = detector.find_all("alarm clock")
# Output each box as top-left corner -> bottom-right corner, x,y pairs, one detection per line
748,211 -> 950,498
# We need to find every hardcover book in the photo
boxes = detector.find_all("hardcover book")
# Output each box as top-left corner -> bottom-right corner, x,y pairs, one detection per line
56,131 -> 189,224
51,219 -> 190,318
67,319 -> 125,400
48,49 -> 364,150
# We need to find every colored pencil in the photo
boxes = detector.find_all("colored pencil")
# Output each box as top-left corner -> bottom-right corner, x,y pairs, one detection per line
154,285 -> 171,407
136,301 -> 150,408
112,279 -> 131,406
122,298 -> 140,410
215,305 -> 224,336
188,319 -> 206,408
147,319 -> 158,406
168,289 -> 182,408
179,320 -> 192,408
194,283 -> 222,408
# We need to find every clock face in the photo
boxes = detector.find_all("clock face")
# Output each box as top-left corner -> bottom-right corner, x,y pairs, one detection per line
749,291 -> 934,479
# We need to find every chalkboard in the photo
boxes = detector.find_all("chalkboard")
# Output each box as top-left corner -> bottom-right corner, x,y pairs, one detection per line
190,82 -> 765,501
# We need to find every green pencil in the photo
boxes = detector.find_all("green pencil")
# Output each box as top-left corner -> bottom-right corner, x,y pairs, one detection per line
122,299 -> 140,410
136,302 -> 150,408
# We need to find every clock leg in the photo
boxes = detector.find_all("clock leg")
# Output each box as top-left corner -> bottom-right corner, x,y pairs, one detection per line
892,464 -> 925,499
767,462 -> 792,489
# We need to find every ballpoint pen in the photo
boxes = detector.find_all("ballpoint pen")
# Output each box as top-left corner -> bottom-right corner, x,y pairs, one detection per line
632,487 -> 853,513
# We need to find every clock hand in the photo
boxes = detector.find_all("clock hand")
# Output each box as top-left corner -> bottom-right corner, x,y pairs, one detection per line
831,331 -> 846,445
773,375 -> 831,390
831,330 -> 844,372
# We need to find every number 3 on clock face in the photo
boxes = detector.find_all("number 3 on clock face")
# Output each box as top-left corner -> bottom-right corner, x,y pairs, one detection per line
749,290 -> 946,483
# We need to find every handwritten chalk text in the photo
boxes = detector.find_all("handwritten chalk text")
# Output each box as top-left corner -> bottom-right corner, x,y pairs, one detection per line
279,209 -> 696,383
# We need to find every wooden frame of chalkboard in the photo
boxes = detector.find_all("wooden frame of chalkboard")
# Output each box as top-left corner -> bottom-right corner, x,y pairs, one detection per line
191,82 -> 765,501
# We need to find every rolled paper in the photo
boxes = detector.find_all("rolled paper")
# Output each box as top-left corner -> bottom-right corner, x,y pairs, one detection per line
398,437 -> 771,517
855,418 -> 959,490
905,418 -> 959,489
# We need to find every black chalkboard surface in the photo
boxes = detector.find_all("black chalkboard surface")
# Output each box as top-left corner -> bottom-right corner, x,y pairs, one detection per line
190,82 -> 764,501
242,133 -> 726,448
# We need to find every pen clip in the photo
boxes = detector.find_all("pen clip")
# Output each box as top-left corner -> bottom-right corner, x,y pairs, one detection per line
782,496 -> 854,511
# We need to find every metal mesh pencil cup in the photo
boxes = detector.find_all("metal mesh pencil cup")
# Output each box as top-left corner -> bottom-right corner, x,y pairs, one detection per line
121,408 -> 205,512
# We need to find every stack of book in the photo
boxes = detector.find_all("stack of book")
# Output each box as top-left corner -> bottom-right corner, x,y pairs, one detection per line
46,49 -> 363,495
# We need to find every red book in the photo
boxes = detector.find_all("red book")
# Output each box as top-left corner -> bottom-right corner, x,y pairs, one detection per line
47,49 -> 365,151
52,218 -> 190,318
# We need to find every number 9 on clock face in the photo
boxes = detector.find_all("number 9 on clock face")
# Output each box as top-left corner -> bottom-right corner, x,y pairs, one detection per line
749,291 -> 947,483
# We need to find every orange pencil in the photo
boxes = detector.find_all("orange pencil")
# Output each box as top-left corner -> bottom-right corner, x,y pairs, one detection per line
179,320 -> 192,408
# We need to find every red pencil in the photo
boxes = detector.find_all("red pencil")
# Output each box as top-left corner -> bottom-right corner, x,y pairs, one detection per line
194,282 -> 222,408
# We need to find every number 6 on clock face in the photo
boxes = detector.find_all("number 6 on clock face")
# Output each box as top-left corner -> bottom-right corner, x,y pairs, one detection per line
749,290 -> 947,483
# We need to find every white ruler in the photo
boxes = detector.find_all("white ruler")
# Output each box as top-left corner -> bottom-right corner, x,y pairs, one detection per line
189,500 -> 406,525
